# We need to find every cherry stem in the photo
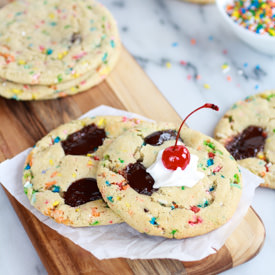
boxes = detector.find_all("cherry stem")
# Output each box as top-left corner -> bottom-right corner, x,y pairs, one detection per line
174,103 -> 219,149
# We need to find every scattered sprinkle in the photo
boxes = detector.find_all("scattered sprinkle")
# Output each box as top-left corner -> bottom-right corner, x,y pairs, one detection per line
149,217 -> 158,225
171,229 -> 177,236
46,48 -> 53,55
208,152 -> 215,159
107,196 -> 114,203
188,216 -> 203,225
204,140 -> 215,150
198,199 -> 209,208
166,62 -> 171,68
45,181 -> 57,189
53,136 -> 60,143
50,171 -> 58,178
24,164 -> 31,170
259,171 -> 266,177
190,206 -> 200,213
234,173 -> 240,184
207,159 -> 214,167
213,165 -> 222,173
102,52 -> 108,62
105,180 -> 111,186
222,62 -> 230,73
53,200 -> 60,207
52,185 -> 60,193
57,74 -> 63,83
110,40 -> 115,48
171,42 -> 178,47
180,60 -> 186,65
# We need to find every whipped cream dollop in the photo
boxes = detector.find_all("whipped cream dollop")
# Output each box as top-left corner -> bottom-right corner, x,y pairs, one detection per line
147,149 -> 205,189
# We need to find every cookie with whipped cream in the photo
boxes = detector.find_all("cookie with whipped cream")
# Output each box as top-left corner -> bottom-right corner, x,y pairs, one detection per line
23,116 -> 144,227
97,122 -> 242,239
215,91 -> 275,189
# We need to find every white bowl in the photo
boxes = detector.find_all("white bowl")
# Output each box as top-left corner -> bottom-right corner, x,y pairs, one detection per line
216,0 -> 275,55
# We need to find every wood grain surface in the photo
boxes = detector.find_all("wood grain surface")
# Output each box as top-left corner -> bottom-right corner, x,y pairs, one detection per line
0,47 -> 265,275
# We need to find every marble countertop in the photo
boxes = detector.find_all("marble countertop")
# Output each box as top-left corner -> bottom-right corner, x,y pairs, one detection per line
0,0 -> 274,274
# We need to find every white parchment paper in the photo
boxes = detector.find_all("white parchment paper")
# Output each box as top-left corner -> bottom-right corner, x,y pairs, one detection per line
0,105 -> 264,261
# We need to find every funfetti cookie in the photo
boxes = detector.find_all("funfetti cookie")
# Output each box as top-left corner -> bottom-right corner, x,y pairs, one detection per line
215,91 -> 275,189
23,116 -> 144,227
0,0 -> 120,85
97,121 -> 243,239
0,44 -> 120,100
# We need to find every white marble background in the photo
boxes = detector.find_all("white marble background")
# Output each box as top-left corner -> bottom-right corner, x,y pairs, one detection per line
0,0 -> 274,274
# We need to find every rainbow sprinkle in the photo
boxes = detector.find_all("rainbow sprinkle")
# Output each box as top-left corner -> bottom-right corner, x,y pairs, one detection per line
149,217 -> 158,225
226,0 -> 275,36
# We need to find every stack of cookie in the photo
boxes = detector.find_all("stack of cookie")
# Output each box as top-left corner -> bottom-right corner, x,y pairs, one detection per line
0,0 -> 120,100
23,114 -> 244,239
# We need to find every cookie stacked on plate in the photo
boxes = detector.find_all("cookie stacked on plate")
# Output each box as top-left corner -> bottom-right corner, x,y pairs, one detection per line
0,0 -> 120,100
23,115 -> 243,239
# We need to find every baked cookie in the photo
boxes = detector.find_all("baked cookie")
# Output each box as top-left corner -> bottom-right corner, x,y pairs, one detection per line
215,91 -> 275,189
23,116 -> 144,227
97,122 -> 242,239
0,0 -> 120,85
0,42 -> 120,100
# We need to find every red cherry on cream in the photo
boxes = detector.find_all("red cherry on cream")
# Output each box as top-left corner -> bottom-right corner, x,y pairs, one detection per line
162,103 -> 219,170
162,145 -> 190,170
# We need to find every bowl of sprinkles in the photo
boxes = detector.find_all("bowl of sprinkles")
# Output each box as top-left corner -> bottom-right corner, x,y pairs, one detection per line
216,0 -> 275,54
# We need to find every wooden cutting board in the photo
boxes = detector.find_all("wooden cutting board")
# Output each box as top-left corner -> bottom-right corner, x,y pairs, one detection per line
0,48 -> 265,275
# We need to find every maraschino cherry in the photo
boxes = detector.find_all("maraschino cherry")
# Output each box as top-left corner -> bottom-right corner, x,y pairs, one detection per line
162,103 -> 219,170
